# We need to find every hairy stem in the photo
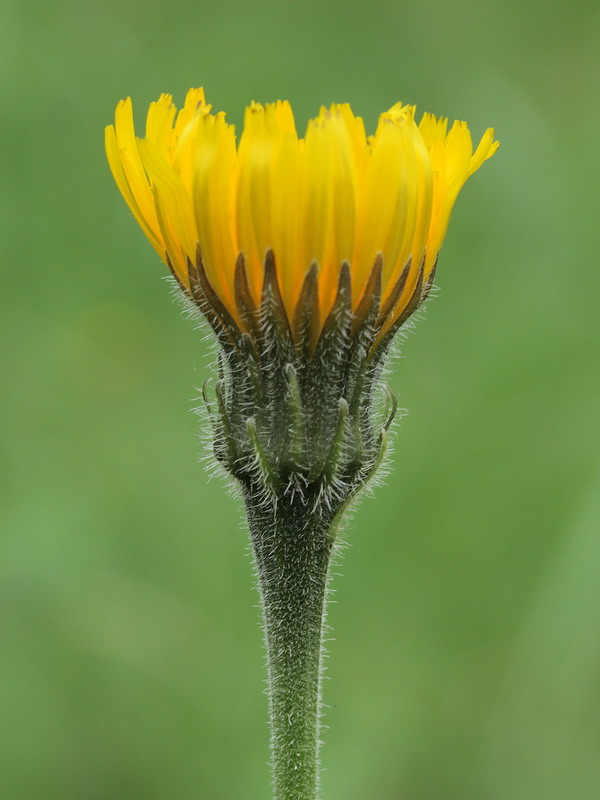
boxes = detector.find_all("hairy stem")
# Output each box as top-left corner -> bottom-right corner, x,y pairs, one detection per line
245,489 -> 336,800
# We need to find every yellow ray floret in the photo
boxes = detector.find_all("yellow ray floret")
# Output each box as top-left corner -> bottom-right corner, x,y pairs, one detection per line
105,89 -> 498,328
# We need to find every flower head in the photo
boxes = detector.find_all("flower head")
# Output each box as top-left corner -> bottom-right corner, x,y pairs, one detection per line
106,89 -> 498,342
105,93 -> 499,794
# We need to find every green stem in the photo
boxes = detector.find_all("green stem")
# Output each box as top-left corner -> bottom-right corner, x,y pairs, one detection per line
245,489 -> 335,800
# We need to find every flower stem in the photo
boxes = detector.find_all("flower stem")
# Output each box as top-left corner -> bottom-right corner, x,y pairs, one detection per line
245,490 -> 335,800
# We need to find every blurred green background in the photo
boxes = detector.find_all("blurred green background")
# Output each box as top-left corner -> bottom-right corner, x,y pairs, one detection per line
2,0 -> 599,797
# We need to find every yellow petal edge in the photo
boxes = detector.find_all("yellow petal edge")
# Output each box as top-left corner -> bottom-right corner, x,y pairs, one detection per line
105,88 -> 498,327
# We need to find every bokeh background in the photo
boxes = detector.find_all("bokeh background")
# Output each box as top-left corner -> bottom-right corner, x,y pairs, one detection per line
2,0 -> 600,797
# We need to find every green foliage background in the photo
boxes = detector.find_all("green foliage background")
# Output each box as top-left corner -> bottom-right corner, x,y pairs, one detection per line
2,0 -> 599,797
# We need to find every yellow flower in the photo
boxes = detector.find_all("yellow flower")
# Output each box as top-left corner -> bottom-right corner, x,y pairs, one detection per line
106,88 -> 498,336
